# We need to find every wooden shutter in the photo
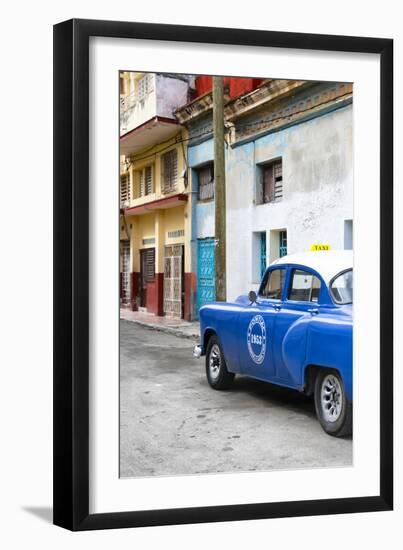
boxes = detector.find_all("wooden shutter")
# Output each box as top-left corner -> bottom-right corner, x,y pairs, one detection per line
263,160 -> 282,203
263,164 -> 274,203
273,160 -> 283,200
198,164 -> 214,201
143,248 -> 155,282
120,173 -> 130,204
139,170 -> 145,197
162,150 -> 178,193
145,166 -> 153,195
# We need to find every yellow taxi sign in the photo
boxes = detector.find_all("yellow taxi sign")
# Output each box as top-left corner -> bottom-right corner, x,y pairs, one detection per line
310,244 -> 330,251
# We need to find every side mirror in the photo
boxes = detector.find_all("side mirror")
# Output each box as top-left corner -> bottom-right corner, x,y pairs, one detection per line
248,290 -> 258,304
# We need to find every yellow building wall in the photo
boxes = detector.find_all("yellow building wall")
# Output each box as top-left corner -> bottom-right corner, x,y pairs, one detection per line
121,126 -> 193,279
124,129 -> 189,209
123,205 -> 192,274
137,214 -> 155,246
164,206 -> 184,236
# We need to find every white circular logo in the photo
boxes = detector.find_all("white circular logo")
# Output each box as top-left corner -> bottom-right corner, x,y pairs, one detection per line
247,315 -> 267,365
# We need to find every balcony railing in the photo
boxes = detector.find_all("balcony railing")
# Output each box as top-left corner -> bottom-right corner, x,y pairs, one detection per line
120,74 -> 193,139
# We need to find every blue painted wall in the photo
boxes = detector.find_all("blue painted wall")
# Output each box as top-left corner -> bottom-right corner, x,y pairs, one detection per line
188,138 -> 216,318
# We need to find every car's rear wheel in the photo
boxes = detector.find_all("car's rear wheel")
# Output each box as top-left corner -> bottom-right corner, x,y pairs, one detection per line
314,369 -> 352,437
205,334 -> 235,390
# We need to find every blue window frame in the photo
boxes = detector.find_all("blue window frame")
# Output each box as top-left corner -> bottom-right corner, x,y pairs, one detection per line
279,230 -> 287,257
260,232 -> 267,278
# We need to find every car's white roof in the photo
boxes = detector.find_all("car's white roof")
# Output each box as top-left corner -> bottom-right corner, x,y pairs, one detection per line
271,250 -> 353,285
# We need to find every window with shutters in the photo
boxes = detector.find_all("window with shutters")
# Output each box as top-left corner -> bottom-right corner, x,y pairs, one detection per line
134,165 -> 154,198
144,166 -> 153,195
257,159 -> 283,204
196,163 -> 214,201
161,149 -> 178,194
139,165 -> 154,197
120,173 -> 131,206
142,248 -> 155,282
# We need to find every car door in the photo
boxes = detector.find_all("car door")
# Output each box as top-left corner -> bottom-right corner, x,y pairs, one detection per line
272,267 -> 323,385
238,267 -> 287,380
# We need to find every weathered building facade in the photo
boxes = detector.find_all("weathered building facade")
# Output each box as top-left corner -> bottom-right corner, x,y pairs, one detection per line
176,78 -> 353,305
121,73 -> 353,319
176,77 -> 264,319
119,72 -> 196,319
224,79 -> 353,299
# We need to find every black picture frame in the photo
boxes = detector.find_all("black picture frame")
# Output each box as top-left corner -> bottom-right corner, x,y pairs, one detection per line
53,18 -> 393,531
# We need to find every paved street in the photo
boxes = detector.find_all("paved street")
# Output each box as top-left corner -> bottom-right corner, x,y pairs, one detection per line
120,320 -> 352,478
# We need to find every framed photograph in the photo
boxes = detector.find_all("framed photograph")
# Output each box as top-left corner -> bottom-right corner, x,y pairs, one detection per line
53,19 -> 393,530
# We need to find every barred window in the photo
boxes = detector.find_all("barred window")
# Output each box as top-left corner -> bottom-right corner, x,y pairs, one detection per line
197,163 -> 214,201
261,159 -> 283,204
162,149 -> 178,194
138,75 -> 149,100
120,173 -> 130,205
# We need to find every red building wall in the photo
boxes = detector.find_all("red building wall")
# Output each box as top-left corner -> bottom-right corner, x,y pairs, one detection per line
130,272 -> 192,320
145,274 -> 164,316
130,272 -> 140,311
184,272 -> 197,321
229,78 -> 264,98
194,76 -> 264,99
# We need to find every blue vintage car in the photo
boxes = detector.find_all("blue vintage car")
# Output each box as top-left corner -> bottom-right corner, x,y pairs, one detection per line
193,250 -> 353,437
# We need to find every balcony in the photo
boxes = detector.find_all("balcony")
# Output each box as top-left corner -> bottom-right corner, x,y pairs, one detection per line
120,73 -> 194,156
123,193 -> 188,217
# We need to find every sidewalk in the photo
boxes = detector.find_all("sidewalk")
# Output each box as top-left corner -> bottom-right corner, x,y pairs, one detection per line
120,309 -> 200,340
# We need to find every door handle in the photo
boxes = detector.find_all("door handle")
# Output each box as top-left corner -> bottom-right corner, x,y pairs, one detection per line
308,307 -> 319,315
273,304 -> 281,312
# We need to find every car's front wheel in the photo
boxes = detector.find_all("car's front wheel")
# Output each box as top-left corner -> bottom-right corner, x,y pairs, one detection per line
205,335 -> 235,390
314,369 -> 352,437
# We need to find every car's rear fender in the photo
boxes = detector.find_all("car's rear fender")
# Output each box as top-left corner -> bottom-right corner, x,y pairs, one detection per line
304,315 -> 353,400
281,314 -> 311,386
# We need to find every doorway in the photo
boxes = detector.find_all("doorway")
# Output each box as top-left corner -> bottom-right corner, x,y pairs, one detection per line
197,238 -> 216,314
164,244 -> 184,318
140,248 -> 155,308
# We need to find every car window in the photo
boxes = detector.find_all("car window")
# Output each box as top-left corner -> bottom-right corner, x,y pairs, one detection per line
289,269 -> 321,302
260,268 -> 286,299
330,269 -> 353,304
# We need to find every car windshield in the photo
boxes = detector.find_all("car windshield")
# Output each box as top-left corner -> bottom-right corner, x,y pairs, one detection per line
330,269 -> 353,304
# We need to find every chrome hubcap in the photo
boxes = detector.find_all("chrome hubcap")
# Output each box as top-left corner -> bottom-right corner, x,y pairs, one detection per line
209,344 -> 221,380
321,374 -> 343,422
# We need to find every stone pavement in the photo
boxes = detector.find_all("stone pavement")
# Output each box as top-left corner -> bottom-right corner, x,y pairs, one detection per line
120,309 -> 200,340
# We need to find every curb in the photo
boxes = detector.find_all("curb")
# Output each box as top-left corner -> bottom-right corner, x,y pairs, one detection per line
121,318 -> 199,340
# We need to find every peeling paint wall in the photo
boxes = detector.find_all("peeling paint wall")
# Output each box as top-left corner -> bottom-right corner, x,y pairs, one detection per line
188,137 -> 216,243
226,104 -> 353,300
155,74 -> 190,119
120,73 -> 192,135
187,138 -> 216,318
